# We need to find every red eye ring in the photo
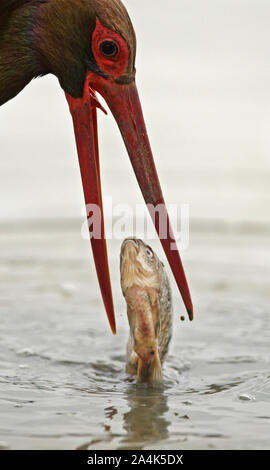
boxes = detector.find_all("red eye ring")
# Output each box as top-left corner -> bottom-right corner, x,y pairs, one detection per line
99,40 -> 118,59
92,19 -> 129,78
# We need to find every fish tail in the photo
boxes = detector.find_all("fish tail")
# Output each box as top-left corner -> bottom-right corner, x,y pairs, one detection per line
137,353 -> 163,384
150,354 -> 163,384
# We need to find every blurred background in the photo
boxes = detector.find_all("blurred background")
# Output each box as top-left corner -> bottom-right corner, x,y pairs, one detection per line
1,0 -> 269,226
0,0 -> 270,450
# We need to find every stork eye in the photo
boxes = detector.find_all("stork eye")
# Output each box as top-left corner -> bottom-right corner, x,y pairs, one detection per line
92,20 -> 129,77
100,40 -> 118,58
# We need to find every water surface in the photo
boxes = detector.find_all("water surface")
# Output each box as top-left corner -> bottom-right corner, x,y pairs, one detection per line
0,222 -> 269,450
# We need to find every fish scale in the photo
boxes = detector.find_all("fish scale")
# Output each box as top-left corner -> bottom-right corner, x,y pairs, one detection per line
120,238 -> 173,384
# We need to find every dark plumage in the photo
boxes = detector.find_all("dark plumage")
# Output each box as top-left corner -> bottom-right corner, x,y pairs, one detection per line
0,0 -> 44,15
0,1 -> 43,104
0,0 -> 136,103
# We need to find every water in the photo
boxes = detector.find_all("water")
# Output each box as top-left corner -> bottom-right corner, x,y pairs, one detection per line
0,221 -> 269,450
1,0 -> 270,450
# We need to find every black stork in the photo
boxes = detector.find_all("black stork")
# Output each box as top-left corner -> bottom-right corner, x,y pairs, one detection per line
0,0 -> 193,334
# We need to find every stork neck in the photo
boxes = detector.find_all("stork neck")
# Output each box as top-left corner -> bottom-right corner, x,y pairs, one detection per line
0,4 -> 45,106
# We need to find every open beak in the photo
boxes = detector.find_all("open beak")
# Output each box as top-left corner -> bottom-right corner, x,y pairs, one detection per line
65,72 -> 193,334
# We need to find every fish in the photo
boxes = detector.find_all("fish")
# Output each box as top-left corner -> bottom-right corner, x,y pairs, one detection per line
120,238 -> 173,384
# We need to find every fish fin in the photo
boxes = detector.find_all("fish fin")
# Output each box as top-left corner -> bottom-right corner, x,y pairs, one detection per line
146,287 -> 159,307
126,351 -> 138,376
126,335 -> 138,375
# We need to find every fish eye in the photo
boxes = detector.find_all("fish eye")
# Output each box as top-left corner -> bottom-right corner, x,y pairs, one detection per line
146,247 -> 153,258
99,40 -> 118,58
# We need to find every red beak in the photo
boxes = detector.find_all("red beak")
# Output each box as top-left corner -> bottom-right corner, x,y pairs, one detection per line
66,72 -> 193,334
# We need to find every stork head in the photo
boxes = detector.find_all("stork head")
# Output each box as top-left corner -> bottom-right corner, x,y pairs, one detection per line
34,0 -> 193,332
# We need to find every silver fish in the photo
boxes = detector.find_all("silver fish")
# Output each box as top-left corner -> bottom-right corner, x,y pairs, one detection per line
120,238 -> 173,384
